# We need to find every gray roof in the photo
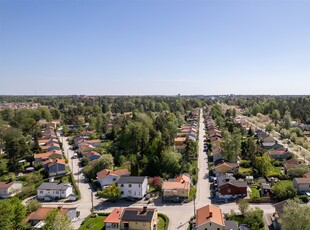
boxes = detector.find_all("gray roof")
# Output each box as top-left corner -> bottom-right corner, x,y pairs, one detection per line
225,220 -> 238,230
118,176 -> 147,184
37,182 -> 72,191
121,208 -> 156,222
262,183 -> 271,190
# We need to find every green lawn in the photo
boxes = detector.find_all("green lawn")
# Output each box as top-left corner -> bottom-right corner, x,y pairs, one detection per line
239,167 -> 253,174
250,187 -> 260,199
265,166 -> 282,177
79,215 -> 106,230
277,180 -> 293,187
157,216 -> 165,230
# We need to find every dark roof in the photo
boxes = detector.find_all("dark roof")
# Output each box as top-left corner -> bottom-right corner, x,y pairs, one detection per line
118,176 -> 147,184
228,180 -> 247,188
121,208 -> 156,222
37,182 -> 72,191
274,200 -> 289,218
224,220 -> 238,230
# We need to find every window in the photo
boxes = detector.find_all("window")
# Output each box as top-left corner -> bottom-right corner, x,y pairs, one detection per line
121,184 -> 124,187
139,184 -> 141,188
56,191 -> 59,194
40,191 -> 43,194
129,184 -> 132,187
121,191 -> 124,195
113,178 -> 116,181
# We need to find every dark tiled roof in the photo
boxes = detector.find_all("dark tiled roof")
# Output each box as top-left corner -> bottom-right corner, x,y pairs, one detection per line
118,176 -> 147,184
37,182 -> 72,190
121,208 -> 156,222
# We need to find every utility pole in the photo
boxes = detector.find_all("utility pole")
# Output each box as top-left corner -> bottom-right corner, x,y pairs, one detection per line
91,190 -> 94,213
193,194 -> 196,217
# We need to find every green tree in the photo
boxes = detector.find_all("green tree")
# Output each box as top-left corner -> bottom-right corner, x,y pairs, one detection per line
97,183 -> 121,201
271,109 -> 281,125
281,199 -> 310,230
238,199 -> 249,216
43,209 -> 72,230
0,197 -> 26,230
244,208 -> 264,230
26,199 -> 42,214
254,153 -> 273,177
272,182 -> 296,201
283,110 -> 292,129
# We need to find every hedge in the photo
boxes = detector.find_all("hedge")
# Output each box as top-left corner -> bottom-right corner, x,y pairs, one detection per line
158,213 -> 169,230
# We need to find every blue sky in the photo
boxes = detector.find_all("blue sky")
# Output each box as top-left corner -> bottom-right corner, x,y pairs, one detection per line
0,0 -> 309,95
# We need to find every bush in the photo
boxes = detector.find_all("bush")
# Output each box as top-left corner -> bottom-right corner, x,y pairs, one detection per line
240,160 -> 251,168
298,195 -> 309,203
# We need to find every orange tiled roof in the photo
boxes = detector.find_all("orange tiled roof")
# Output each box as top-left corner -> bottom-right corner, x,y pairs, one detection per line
104,208 -> 123,223
175,174 -> 191,183
196,204 -> 224,227
24,206 -> 74,223
97,169 -> 129,179
0,181 -> 14,189
162,181 -> 190,190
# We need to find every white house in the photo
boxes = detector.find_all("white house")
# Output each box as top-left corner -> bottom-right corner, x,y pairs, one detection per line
293,177 -> 310,193
37,182 -> 73,201
0,181 -> 23,198
117,176 -> 148,199
97,168 -> 130,189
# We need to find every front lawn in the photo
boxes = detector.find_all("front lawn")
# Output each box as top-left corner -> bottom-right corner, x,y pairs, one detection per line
239,167 -> 253,174
250,187 -> 260,199
277,180 -> 293,187
79,215 -> 107,230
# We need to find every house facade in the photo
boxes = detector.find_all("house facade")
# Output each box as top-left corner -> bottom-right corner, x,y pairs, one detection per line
105,207 -> 158,230
97,169 -> 130,189
117,176 -> 148,199
37,182 -> 73,200
293,178 -> 310,193
0,181 -> 23,198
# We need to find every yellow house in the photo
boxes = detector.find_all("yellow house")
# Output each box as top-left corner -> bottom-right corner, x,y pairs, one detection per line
105,207 -> 158,230
120,207 -> 158,230
162,180 -> 190,202
212,162 -> 238,175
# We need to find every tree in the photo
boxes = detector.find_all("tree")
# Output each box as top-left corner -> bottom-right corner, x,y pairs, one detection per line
254,153 -> 273,177
266,123 -> 275,132
238,199 -> 249,216
0,197 -> 26,229
281,199 -> 310,230
272,182 -> 296,201
244,208 -> 264,230
97,184 -> 121,201
271,109 -> 281,125
283,110 -> 292,129
83,154 -> 114,179
26,199 -> 42,214
43,209 -> 72,230
221,129 -> 241,162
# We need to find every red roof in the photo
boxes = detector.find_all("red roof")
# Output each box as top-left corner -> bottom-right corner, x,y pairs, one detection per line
0,181 -> 14,189
24,206 -> 75,223
104,208 -> 123,224
196,204 -> 224,227
97,168 -> 129,179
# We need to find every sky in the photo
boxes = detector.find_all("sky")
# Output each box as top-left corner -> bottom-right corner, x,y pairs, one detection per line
0,0 -> 310,95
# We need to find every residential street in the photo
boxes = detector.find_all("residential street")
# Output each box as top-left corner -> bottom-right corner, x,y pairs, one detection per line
52,109 -> 275,230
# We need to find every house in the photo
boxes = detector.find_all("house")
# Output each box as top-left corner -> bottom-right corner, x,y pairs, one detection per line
284,158 -> 301,169
84,151 -> 101,161
104,208 -> 123,230
174,137 -> 187,146
213,162 -> 238,175
34,150 -> 62,163
261,183 -> 272,197
79,143 -> 96,155
97,168 -> 130,189
24,206 -> 77,227
42,159 -> 66,176
105,207 -> 158,230
211,147 -> 224,162
271,200 -> 289,230
117,176 -> 148,199
293,177 -> 310,193
84,139 -> 101,147
0,181 -> 23,198
37,182 -> 73,201
217,174 -> 247,199
194,204 -> 225,230
162,176 -> 190,202
269,148 -> 291,161
120,207 -> 158,230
